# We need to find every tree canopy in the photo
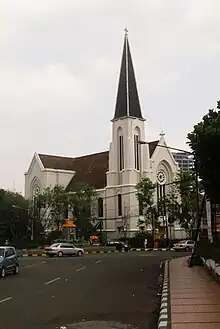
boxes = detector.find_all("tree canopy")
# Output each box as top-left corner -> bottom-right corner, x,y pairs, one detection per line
187,103 -> 220,202
0,189 -> 29,244
135,171 -> 200,236
33,184 -> 97,240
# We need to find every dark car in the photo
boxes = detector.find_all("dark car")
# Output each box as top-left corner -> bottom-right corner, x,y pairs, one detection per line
106,241 -> 130,251
0,246 -> 20,278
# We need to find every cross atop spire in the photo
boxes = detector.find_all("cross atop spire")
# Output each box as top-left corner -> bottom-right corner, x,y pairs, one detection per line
112,31 -> 144,121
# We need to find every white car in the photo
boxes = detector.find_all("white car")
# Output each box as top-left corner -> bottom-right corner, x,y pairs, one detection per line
45,243 -> 84,257
173,240 -> 195,252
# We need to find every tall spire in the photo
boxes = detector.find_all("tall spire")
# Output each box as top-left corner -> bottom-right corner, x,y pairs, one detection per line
112,29 -> 144,121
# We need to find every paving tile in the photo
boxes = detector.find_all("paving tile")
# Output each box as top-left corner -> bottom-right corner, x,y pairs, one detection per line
171,298 -> 183,305
172,304 -> 220,313
186,312 -> 220,322
172,324 -> 203,329
172,313 -> 186,323
172,293 -> 217,299
180,298 -> 220,305
202,324 -> 220,329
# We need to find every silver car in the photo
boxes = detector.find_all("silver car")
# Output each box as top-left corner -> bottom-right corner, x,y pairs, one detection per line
173,240 -> 195,252
45,243 -> 84,257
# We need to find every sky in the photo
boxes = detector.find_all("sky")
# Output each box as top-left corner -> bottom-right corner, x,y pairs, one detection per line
1,0 -> 220,193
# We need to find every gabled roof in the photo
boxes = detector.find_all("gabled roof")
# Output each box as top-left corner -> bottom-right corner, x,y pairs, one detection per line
112,31 -> 144,121
38,154 -> 75,171
148,140 -> 159,157
38,141 -> 158,190
66,151 -> 109,190
38,151 -> 109,190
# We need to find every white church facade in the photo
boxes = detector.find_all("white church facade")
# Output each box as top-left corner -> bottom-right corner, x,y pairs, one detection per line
25,32 -> 184,239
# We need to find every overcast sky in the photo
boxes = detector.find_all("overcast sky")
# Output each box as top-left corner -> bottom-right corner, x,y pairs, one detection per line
1,0 -> 220,193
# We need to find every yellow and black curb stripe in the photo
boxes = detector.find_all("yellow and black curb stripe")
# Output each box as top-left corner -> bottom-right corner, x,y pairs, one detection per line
20,248 -> 174,257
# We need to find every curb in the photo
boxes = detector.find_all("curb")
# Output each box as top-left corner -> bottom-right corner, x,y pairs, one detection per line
20,248 -> 175,257
158,260 -> 170,329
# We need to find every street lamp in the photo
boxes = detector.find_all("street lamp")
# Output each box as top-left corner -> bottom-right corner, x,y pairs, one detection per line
137,140 -> 202,266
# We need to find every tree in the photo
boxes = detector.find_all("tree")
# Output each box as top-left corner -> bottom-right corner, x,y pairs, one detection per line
187,103 -> 220,203
67,184 -> 97,239
0,189 -> 29,244
162,170 -> 201,236
121,205 -> 130,239
135,178 -> 159,232
33,184 -> 97,240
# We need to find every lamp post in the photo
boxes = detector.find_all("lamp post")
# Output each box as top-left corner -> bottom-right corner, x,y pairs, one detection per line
137,140 -> 201,266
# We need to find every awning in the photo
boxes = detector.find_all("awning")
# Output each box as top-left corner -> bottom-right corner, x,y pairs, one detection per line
90,236 -> 98,240
62,220 -> 76,228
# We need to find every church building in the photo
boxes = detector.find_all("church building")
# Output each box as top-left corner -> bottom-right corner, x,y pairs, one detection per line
25,31 -> 179,239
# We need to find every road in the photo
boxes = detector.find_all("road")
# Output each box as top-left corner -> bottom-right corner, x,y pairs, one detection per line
0,251 -> 185,329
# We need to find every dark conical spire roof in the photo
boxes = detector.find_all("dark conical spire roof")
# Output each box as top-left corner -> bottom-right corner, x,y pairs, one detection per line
112,30 -> 144,121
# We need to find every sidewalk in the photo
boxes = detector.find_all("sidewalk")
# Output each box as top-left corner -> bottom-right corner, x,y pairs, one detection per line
170,256 -> 220,329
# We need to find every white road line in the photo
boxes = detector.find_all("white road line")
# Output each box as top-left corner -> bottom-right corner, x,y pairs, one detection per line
76,266 -> 86,272
95,260 -> 101,264
0,297 -> 12,304
45,277 -> 60,285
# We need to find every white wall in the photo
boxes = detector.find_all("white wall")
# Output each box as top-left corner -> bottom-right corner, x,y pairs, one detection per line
44,169 -> 74,188
25,154 -> 75,199
24,155 -> 45,199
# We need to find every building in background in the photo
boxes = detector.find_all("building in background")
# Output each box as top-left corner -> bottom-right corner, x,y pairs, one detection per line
172,152 -> 194,171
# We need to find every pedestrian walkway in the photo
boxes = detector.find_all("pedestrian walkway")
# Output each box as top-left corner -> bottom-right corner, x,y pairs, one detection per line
170,256 -> 220,329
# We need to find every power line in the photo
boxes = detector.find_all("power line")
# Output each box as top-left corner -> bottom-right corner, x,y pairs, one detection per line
98,178 -> 191,201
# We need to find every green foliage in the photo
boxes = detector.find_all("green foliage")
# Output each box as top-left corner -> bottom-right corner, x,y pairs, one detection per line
162,170 -> 200,235
0,189 -> 29,243
33,184 -> 97,239
135,177 -> 155,208
187,103 -> 220,202
135,178 -> 159,230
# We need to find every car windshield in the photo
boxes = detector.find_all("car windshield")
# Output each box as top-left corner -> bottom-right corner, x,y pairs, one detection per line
0,248 -> 5,257
50,243 -> 59,248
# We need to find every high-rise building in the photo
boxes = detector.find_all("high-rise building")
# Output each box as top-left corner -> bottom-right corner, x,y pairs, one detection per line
172,152 -> 194,171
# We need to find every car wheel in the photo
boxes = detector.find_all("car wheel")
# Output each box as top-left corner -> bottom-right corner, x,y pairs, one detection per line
77,251 -> 83,257
58,251 -> 63,257
13,264 -> 19,275
0,267 -> 6,278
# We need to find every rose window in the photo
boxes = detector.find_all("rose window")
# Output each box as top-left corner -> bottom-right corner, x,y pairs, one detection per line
33,185 -> 40,196
157,171 -> 166,184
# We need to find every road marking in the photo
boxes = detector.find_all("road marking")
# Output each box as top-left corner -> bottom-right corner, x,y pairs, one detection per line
76,266 -> 86,272
0,297 -> 12,304
45,277 -> 60,285
24,264 -> 35,268
95,260 -> 101,264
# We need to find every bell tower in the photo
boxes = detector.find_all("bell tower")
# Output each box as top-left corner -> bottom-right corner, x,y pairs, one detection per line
107,29 -> 150,187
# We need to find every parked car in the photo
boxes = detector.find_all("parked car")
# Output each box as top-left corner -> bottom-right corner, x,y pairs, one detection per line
106,241 -> 130,251
45,243 -> 84,257
0,246 -> 20,278
173,240 -> 195,252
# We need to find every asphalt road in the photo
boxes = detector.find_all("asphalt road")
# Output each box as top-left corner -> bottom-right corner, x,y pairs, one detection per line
0,251 -> 186,329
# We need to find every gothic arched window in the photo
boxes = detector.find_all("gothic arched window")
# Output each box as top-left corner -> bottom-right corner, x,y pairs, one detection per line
118,128 -> 124,171
118,194 -> 122,216
134,127 -> 140,170
98,197 -> 103,218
